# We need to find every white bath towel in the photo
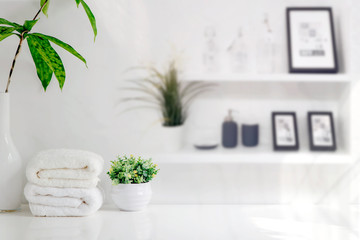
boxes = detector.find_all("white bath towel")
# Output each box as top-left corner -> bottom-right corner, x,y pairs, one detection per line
26,149 -> 103,188
24,183 -> 103,217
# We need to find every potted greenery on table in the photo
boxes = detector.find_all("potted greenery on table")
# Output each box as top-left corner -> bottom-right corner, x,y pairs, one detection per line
107,155 -> 159,211
0,0 -> 96,212
125,60 -> 211,152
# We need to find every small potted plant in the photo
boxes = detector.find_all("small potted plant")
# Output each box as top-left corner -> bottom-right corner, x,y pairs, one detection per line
124,60 -> 212,151
107,155 -> 159,211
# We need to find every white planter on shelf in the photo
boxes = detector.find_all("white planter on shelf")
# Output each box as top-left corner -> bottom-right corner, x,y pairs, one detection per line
141,124 -> 185,153
111,182 -> 152,211
161,125 -> 184,152
0,93 -> 23,212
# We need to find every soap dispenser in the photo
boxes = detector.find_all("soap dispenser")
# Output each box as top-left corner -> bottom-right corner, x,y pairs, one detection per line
222,110 -> 238,148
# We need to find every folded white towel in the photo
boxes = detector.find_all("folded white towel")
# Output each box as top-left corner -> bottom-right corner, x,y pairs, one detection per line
24,183 -> 103,217
26,149 -> 104,188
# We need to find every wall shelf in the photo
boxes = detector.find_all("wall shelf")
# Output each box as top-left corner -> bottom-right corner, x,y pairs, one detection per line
182,73 -> 351,83
150,146 -> 354,165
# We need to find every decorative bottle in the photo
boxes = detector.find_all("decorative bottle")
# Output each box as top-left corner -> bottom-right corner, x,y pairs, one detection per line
256,13 -> 277,73
227,28 -> 248,72
0,93 -> 23,212
202,26 -> 219,72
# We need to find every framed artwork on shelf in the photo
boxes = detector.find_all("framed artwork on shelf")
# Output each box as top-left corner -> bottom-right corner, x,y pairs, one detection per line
272,112 -> 299,151
286,7 -> 338,73
308,112 -> 336,151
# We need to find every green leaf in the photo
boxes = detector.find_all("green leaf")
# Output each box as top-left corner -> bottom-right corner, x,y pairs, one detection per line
75,0 -> 81,7
23,19 -> 38,31
0,26 -> 15,34
0,20 -> 26,34
32,33 -> 87,66
27,35 -> 66,89
0,27 -> 17,42
80,0 -> 97,40
27,37 -> 53,91
0,33 -> 15,42
0,18 -> 21,28
40,0 -> 50,17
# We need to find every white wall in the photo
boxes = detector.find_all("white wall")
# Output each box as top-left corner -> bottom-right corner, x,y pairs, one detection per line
0,0 -> 357,204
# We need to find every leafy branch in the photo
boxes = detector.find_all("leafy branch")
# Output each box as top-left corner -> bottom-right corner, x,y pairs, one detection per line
0,0 -> 97,92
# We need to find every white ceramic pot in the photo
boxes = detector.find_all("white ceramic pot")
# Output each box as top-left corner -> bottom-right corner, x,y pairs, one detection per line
111,182 -> 152,211
161,125 -> 184,152
140,124 -> 185,153
0,93 -> 23,212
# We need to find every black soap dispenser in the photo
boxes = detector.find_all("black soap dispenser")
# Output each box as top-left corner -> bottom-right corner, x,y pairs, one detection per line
222,110 -> 238,148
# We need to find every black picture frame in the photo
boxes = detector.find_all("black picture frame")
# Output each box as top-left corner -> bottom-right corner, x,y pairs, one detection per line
286,7 -> 338,73
308,112 -> 336,151
272,112 -> 299,151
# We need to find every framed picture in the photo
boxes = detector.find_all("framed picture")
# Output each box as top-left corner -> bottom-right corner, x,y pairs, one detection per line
308,112 -> 336,151
286,7 -> 338,73
272,112 -> 299,151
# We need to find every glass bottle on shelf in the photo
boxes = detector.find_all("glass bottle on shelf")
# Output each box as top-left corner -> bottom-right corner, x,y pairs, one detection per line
227,27 -> 248,73
256,13 -> 277,74
202,26 -> 219,73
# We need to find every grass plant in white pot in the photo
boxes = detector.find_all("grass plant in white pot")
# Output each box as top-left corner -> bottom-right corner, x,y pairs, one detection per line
107,155 -> 159,211
0,0 -> 96,211
124,61 -> 211,152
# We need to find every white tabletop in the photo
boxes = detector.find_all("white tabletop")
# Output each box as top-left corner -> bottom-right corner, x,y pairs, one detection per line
0,204 -> 357,240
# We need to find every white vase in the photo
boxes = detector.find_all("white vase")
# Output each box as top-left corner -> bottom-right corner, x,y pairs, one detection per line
111,183 -> 152,211
161,125 -> 184,152
0,93 -> 23,212
140,124 -> 185,153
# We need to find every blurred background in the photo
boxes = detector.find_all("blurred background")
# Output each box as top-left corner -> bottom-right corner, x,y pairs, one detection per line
0,0 -> 359,207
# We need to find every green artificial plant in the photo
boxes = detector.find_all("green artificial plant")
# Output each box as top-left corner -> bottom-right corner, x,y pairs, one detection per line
125,61 -> 212,126
0,0 -> 97,92
107,155 -> 160,185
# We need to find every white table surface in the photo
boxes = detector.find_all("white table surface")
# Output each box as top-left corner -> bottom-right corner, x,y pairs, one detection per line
0,204 -> 358,240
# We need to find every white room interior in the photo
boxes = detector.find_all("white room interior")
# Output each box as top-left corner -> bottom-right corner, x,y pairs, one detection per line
0,0 -> 360,239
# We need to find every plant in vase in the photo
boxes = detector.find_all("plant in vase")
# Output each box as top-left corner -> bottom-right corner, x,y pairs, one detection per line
124,60 -> 212,151
0,0 -> 96,211
107,155 -> 159,211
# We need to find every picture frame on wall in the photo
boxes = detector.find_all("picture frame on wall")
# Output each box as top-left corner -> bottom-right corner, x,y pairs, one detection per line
308,112 -> 336,151
286,7 -> 338,73
272,112 -> 299,151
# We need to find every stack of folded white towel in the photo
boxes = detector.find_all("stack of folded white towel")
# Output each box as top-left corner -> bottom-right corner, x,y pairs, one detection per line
24,149 -> 104,217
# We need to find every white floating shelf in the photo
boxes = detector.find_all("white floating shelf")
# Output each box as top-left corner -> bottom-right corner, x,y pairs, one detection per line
182,73 -> 351,83
150,146 -> 354,165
